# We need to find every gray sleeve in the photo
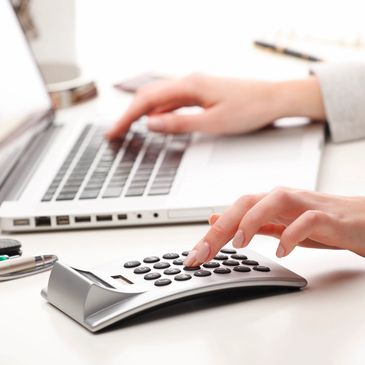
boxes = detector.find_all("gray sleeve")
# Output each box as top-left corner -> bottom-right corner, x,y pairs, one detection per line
310,62 -> 365,143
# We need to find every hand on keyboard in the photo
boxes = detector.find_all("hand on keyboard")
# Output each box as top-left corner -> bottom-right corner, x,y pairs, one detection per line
107,73 -> 326,139
184,187 -> 365,266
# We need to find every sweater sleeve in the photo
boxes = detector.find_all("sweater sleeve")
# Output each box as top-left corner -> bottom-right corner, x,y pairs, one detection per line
310,62 -> 365,143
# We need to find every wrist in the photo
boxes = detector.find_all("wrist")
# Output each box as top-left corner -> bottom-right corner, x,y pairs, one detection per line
271,77 -> 326,121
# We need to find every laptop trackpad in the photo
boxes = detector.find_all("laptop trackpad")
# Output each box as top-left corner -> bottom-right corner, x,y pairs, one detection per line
209,127 -> 302,166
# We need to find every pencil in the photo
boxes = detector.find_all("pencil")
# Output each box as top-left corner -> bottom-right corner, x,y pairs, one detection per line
254,40 -> 323,62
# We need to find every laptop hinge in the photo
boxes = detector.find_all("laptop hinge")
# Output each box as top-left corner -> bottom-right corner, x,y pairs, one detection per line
0,124 -> 62,204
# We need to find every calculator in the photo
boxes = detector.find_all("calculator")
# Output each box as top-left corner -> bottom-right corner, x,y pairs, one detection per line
42,247 -> 307,332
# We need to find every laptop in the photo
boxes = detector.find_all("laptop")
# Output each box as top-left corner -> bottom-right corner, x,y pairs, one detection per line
0,0 -> 324,232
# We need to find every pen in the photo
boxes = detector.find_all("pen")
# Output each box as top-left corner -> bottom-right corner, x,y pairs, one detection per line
253,40 -> 323,62
0,254 -> 58,276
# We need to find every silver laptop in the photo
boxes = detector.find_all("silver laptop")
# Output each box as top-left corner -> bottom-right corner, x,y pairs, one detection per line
0,0 -> 324,232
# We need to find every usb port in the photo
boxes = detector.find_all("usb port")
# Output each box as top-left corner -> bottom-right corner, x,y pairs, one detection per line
35,216 -> 51,227
74,216 -> 91,223
56,216 -> 70,225
13,218 -> 30,226
96,215 -> 113,222
117,214 -> 127,220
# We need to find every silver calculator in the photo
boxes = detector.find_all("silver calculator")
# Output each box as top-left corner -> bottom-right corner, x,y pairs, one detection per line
42,247 -> 307,332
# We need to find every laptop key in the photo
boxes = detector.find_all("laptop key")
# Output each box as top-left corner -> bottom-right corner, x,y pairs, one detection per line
148,188 -> 170,196
102,187 -> 124,198
125,187 -> 145,197
79,190 -> 100,199
56,193 -> 76,201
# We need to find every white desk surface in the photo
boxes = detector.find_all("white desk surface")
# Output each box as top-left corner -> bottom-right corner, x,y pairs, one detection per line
2,43 -> 365,365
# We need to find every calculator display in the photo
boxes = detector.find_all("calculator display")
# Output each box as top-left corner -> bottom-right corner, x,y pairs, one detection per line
112,275 -> 133,285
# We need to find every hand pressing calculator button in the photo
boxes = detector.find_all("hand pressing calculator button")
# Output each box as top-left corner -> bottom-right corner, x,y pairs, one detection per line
42,247 -> 308,332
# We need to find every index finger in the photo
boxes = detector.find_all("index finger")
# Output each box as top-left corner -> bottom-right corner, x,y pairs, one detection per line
107,80 -> 199,139
184,193 -> 266,266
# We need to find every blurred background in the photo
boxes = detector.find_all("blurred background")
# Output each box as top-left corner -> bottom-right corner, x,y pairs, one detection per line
75,0 -> 365,80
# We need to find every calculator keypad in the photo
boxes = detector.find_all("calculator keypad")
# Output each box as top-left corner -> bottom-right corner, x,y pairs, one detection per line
121,248 -> 271,286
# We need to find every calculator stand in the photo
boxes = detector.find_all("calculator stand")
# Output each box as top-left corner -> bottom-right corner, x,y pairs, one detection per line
42,262 -> 146,327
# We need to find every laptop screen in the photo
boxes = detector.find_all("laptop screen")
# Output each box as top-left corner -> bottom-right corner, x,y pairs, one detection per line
0,0 -> 52,184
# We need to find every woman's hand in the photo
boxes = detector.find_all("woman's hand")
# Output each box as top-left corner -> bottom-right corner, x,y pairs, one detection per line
183,187 -> 365,266
107,73 -> 326,139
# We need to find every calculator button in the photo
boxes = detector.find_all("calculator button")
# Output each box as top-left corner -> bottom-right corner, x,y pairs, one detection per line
173,258 -> 184,265
175,274 -> 192,281
194,270 -> 212,277
183,266 -> 201,271
155,278 -> 172,286
220,248 -> 237,254
164,268 -> 181,275
144,272 -> 161,280
124,260 -> 141,268
233,266 -> 251,273
231,254 -> 248,260
143,256 -> 160,263
253,265 -> 271,272
162,253 -> 179,260
153,262 -> 170,269
222,259 -> 239,266
203,261 -> 220,269
241,259 -> 259,266
181,251 -> 190,256
214,254 -> 229,261
213,267 -> 231,274
134,266 -> 151,274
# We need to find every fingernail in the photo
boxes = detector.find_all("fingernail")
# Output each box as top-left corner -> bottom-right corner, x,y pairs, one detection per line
184,250 -> 198,266
276,245 -> 286,258
232,230 -> 245,248
148,117 -> 165,131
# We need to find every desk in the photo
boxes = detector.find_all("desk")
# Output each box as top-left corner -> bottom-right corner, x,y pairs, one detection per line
2,38 -> 365,365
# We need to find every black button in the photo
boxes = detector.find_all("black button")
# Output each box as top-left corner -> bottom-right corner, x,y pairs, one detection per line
134,266 -> 151,274
155,278 -> 172,286
173,258 -> 184,265
203,261 -> 220,269
220,248 -> 237,254
231,254 -> 248,260
194,270 -> 212,277
253,265 -> 271,272
214,267 -> 231,274
181,251 -> 190,256
233,266 -> 251,273
214,254 -> 229,261
162,253 -> 179,260
222,259 -> 239,266
183,266 -> 201,271
175,274 -> 192,281
153,262 -> 170,269
124,260 -> 141,268
164,268 -> 181,275
242,259 -> 259,266
143,256 -> 160,263
144,272 -> 161,280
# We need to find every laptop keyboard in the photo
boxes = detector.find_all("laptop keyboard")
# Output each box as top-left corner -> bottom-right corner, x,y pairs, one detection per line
41,125 -> 190,202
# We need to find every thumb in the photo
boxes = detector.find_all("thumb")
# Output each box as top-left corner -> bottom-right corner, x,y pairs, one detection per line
147,113 -> 207,134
